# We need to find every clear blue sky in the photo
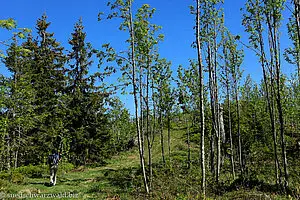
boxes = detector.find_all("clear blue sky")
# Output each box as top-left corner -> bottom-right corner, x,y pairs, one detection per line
0,0 -> 295,115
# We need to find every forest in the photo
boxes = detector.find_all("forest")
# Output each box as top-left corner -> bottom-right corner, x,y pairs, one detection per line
0,0 -> 299,199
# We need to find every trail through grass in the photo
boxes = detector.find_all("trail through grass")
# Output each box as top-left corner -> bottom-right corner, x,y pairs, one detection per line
0,126 -> 186,199
0,148 -> 142,199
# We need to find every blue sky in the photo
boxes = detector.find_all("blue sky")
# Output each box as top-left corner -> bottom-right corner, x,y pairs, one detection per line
0,0 -> 296,115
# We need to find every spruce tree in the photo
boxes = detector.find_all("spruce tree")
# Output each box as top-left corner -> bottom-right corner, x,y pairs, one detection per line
67,18 -> 111,165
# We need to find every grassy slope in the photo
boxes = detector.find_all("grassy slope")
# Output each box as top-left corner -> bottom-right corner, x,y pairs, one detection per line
0,121 -> 298,199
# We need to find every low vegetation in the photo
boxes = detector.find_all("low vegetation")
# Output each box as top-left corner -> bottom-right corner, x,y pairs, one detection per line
0,123 -> 299,199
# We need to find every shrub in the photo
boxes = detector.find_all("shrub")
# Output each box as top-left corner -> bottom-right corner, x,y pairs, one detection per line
58,162 -> 74,174
10,172 -> 25,184
0,178 -> 10,188
174,143 -> 186,151
14,164 -> 47,178
9,162 -> 74,178
0,171 -> 25,184
0,172 -> 10,179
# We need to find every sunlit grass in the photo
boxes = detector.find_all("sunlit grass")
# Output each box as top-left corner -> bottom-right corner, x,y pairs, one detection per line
0,121 -> 299,199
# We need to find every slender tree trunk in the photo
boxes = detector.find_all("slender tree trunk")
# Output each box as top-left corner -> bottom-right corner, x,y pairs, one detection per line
147,122 -> 152,188
295,0 -> 300,45
160,115 -> 165,164
196,0 -> 206,195
168,115 -> 171,161
186,113 -> 191,169
276,80 -> 289,189
227,89 -> 235,179
0,131 -> 5,171
275,58 -> 289,190
6,134 -> 11,171
294,0 -> 300,81
213,19 -> 219,179
207,43 -> 216,176
213,20 -> 221,183
146,56 -> 152,188
14,125 -> 20,169
12,65 -> 17,170
216,104 -> 221,182
11,125 -> 16,169
208,43 -> 219,179
231,51 -> 243,174
266,9 -> 288,189
232,53 -> 243,175
268,29 -> 282,185
159,88 -> 165,164
235,83 -> 243,175
219,107 -> 226,169
210,131 -> 215,174
223,46 -> 236,179
139,67 -> 145,158
151,80 -> 157,164
274,21 -> 289,190
129,1 -> 149,193
257,15 -> 281,185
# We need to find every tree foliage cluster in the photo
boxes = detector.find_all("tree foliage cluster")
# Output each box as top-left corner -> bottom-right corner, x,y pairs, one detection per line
0,15 -> 134,170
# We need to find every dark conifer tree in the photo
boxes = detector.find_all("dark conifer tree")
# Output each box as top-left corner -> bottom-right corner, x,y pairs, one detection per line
12,14 -> 68,164
67,18 -> 111,165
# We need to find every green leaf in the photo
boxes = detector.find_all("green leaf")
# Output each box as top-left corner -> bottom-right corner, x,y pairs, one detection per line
0,18 -> 17,30
17,32 -> 26,39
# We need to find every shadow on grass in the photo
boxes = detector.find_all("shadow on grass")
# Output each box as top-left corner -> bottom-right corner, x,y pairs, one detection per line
44,182 -> 53,187
28,182 -> 53,187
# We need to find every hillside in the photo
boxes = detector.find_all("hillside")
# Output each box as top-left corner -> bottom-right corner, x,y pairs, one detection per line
1,122 -> 298,200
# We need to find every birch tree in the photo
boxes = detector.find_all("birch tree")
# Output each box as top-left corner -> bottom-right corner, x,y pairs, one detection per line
221,30 -> 236,179
243,0 -> 288,189
195,1 -> 206,194
227,33 -> 244,175
106,0 -> 149,193
177,62 -> 199,169
265,0 -> 289,189
106,1 -> 163,193
195,0 -> 223,183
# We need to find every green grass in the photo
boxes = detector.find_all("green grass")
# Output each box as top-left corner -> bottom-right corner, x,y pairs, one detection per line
1,122 -> 300,199
0,148 -> 141,199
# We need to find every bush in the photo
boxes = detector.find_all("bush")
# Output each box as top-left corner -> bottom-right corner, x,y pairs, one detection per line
174,143 -> 186,151
0,171 -> 25,184
10,172 -> 25,184
58,162 -> 74,175
0,172 -> 10,179
0,178 -> 10,188
7,162 -> 74,179
14,164 -> 47,178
